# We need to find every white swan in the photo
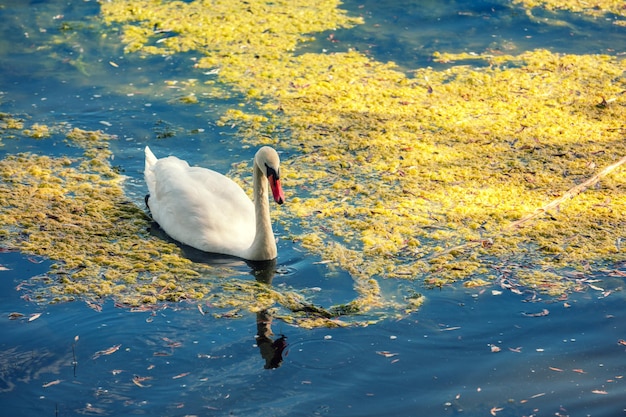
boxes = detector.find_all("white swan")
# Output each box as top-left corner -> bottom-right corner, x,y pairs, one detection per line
144,146 -> 285,261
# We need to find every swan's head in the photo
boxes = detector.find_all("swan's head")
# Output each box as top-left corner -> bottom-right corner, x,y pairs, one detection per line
255,146 -> 285,205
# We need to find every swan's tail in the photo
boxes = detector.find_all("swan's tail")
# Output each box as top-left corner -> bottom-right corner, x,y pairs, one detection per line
144,146 -> 158,194
145,146 -> 157,168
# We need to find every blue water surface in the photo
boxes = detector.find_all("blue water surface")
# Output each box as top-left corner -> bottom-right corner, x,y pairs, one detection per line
2,249 -> 626,416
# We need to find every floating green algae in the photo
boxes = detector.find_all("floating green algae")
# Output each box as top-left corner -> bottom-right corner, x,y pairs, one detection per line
4,0 -> 622,326
97,0 -> 626,308
513,0 -> 626,26
225,49 -> 626,297
0,126 -> 224,305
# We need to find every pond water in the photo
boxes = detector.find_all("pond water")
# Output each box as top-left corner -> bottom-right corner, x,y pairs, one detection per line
1,0 -> 625,416
2,249 -> 626,416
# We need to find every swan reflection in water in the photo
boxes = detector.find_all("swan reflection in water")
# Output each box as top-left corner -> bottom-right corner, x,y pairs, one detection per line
250,259 -> 288,369
148,223 -> 288,369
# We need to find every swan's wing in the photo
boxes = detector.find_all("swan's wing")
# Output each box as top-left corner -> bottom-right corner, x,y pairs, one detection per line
147,157 -> 255,254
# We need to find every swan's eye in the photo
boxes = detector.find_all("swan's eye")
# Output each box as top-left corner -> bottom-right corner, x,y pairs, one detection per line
265,163 -> 279,179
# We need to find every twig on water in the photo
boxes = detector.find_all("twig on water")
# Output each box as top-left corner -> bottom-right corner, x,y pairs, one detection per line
421,155 -> 626,261
505,155 -> 626,231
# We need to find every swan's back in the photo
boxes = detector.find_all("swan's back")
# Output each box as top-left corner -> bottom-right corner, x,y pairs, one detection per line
144,146 -> 256,256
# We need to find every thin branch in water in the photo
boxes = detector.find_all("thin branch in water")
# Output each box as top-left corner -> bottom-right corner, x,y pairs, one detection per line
506,155 -> 626,231
421,155 -> 626,262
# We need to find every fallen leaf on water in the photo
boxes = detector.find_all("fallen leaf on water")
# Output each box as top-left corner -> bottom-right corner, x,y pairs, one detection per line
439,326 -> 461,331
508,347 -> 522,353
129,305 -> 157,312
132,375 -> 152,388
28,313 -> 42,322
490,406 -> 504,416
588,284 -> 604,291
572,369 -> 586,374
162,337 -> 182,348
77,405 -> 107,415
42,379 -> 62,388
376,351 -> 399,358
92,344 -> 121,359
530,392 -> 546,399
591,390 -> 608,395
197,304 -> 205,315
86,300 -> 102,312
172,372 -> 190,379
27,257 -> 45,264
549,367 -> 564,372
600,290 -> 612,298
522,309 -> 549,317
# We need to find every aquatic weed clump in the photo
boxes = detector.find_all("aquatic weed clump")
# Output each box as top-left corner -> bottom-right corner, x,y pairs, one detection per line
0,125 -> 234,306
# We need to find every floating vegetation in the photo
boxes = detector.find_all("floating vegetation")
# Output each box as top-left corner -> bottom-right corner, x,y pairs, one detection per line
0,114 -> 25,131
273,50 -> 625,296
0,122 -> 382,327
0,126 -> 228,305
2,0 -> 624,327
22,123 -> 51,139
99,0 -> 626,301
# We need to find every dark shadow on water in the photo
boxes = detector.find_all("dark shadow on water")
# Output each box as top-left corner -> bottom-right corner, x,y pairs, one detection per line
147,220 -> 249,268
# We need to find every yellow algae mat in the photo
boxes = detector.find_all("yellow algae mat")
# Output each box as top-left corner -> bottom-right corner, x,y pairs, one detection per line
0,127 -> 225,304
1,0 -> 625,327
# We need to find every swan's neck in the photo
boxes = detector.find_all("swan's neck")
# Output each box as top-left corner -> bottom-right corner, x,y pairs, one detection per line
247,163 -> 277,260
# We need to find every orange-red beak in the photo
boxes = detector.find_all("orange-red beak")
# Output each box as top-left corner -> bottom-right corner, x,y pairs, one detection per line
269,174 -> 285,204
